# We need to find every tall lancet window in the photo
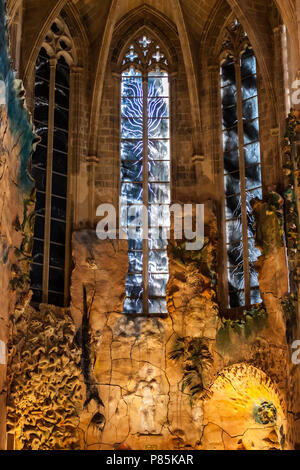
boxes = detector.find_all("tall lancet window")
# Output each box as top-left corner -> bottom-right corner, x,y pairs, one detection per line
120,35 -> 170,315
30,18 -> 73,307
221,21 -> 262,309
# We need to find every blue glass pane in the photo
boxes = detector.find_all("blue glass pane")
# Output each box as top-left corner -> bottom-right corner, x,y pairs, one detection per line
148,118 -> 169,138
123,298 -> 143,314
121,160 -> 143,182
121,97 -> 143,117
225,195 -> 241,219
222,84 -> 237,108
224,171 -> 240,197
121,77 -> 143,97
149,250 -> 168,273
149,160 -> 170,182
221,60 -> 236,87
126,274 -> 143,297
226,218 -> 242,244
223,127 -> 239,152
149,204 -> 170,227
245,165 -> 261,190
121,118 -> 143,139
243,119 -> 259,144
149,183 -> 170,204
120,204 -> 143,227
222,105 -> 238,129
149,227 -> 168,249
148,77 -> 169,97
121,140 -> 143,160
148,97 -> 169,117
250,287 -> 262,304
229,289 -> 245,308
227,241 -> 243,268
35,53 -> 50,81
149,274 -> 169,297
244,142 -> 260,165
242,75 -> 257,100
228,266 -> 245,291
128,251 -> 143,273
246,187 -> 262,202
120,183 -> 143,204
224,149 -> 239,174
243,97 -> 258,120
149,140 -> 170,160
148,298 -> 167,314
248,238 -> 261,263
241,50 -> 256,77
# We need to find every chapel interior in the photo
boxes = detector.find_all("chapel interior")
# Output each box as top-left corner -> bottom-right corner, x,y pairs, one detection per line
0,0 -> 300,451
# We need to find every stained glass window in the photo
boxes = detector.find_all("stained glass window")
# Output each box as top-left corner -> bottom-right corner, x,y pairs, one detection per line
120,35 -> 170,315
221,47 -> 262,308
30,44 -> 70,307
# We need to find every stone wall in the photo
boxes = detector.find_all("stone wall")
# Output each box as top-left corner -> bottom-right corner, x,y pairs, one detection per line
0,0 -> 35,449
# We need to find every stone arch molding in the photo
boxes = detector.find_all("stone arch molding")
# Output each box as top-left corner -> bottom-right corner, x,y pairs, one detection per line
40,16 -> 76,66
201,363 -> 288,450
111,24 -> 178,75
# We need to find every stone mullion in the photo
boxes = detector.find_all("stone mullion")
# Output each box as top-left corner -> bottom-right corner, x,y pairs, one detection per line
64,66 -> 83,305
142,75 -> 149,315
235,59 -> 251,307
42,57 -> 57,303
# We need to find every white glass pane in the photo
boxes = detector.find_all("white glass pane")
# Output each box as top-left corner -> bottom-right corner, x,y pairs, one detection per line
148,97 -> 169,118
149,160 -> 170,182
149,183 -> 170,204
149,274 -> 169,297
149,204 -> 170,227
149,140 -> 170,160
149,250 -> 169,273
148,298 -> 167,314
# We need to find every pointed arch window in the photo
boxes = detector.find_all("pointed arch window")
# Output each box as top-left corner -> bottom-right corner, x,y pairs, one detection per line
120,34 -> 171,315
220,22 -> 262,309
30,18 -> 73,307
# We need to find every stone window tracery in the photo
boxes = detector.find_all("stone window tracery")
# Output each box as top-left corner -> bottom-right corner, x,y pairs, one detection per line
220,21 -> 262,308
30,18 -> 74,307
119,33 -> 170,315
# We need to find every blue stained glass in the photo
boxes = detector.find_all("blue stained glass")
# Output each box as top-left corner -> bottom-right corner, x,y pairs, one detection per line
121,140 -> 143,160
121,64 -> 170,315
121,160 -> 143,182
120,183 -> 143,204
149,251 -> 168,273
149,274 -> 169,297
121,97 -> 143,116
226,218 -> 242,244
149,204 -> 170,227
243,119 -> 259,144
241,50 -> 256,77
121,118 -> 143,139
149,161 -> 170,182
244,142 -> 260,165
126,274 -> 143,297
148,298 -> 167,314
242,75 -> 257,100
148,97 -> 169,117
243,96 -> 258,120
128,251 -> 143,273
123,298 -> 143,314
148,118 -> 169,139
149,183 -> 170,204
149,140 -> 170,160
